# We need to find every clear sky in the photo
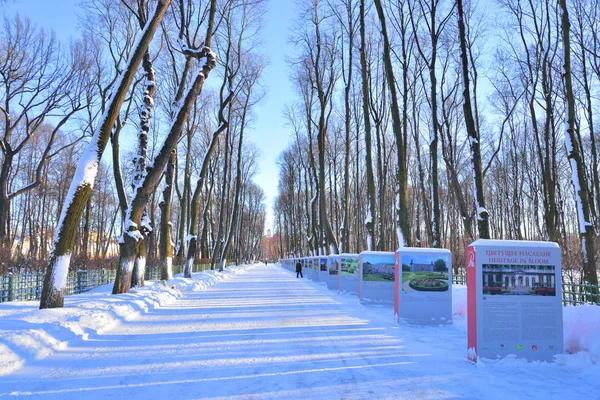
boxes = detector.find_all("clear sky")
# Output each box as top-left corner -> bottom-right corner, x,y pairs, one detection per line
248,0 -> 296,232
2,0 -> 296,233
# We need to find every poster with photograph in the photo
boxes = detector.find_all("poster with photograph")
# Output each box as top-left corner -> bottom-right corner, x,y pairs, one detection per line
327,256 -> 339,291
318,257 -> 328,282
359,252 -> 395,303
328,257 -> 339,275
339,254 -> 359,294
319,258 -> 327,272
362,256 -> 395,282
396,248 -> 452,325
467,240 -> 563,363
305,257 -> 314,280
340,256 -> 358,276
481,264 -> 556,296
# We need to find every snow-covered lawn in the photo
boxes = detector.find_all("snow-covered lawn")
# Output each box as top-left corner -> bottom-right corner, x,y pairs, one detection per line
0,263 -> 598,399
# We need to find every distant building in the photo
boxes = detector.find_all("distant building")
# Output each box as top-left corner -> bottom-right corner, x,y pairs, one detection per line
409,260 -> 434,272
482,264 -> 555,289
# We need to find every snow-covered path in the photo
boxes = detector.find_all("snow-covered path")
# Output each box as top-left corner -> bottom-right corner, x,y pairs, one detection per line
1,264 -> 598,399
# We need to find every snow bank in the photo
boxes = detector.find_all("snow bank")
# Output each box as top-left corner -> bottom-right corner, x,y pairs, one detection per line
563,304 -> 600,363
0,264 -> 254,376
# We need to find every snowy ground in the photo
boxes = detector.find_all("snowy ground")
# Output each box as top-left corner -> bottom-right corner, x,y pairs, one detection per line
0,264 -> 599,399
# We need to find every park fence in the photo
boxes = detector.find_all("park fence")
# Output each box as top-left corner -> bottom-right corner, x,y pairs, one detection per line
0,262 -> 234,304
452,274 -> 600,306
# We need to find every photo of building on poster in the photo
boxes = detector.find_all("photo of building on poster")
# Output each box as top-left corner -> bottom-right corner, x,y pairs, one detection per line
340,257 -> 358,276
329,258 -> 339,275
401,255 -> 450,292
319,258 -> 327,271
362,257 -> 395,282
481,264 -> 556,296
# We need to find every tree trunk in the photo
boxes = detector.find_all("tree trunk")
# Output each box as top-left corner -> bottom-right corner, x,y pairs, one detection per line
211,126 -> 230,270
131,235 -> 146,287
373,0 -> 411,247
560,0 -> 598,286
186,92 -> 231,276
130,49 -> 156,289
360,0 -> 377,251
457,0 -> 490,240
113,46 -> 218,293
177,129 -> 192,258
0,152 -> 13,251
159,150 -> 176,280
220,121 -> 246,271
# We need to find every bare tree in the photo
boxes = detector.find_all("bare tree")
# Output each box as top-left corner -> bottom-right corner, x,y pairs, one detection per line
359,0 -> 376,251
40,0 -> 171,309
373,0 -> 411,247
456,0 -> 489,239
559,0 -> 598,286
112,0 -> 219,294
0,16 -> 90,253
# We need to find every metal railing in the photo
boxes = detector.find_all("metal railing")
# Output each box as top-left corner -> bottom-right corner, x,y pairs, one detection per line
143,263 -> 234,280
0,269 -> 116,303
452,274 -> 467,286
0,262 -> 235,304
561,282 -> 600,306
452,274 -> 599,306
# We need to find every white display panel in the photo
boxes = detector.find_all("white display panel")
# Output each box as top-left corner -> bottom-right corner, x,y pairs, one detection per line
395,248 -> 452,325
467,239 -> 563,363
358,251 -> 395,303
327,256 -> 339,290
339,254 -> 359,294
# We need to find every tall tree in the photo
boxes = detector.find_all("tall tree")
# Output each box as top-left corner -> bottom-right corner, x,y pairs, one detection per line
330,0 -> 357,254
559,0 -> 598,286
359,0 -> 377,251
456,0 -> 489,239
0,16 -> 90,252
373,0 -> 411,247
219,59 -> 264,270
112,0 -> 219,294
40,0 -> 171,309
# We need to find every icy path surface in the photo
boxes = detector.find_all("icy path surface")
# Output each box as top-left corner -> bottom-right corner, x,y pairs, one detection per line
1,264 -> 598,399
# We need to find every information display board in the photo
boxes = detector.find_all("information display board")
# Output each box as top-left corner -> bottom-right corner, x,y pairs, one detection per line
339,254 -> 359,294
305,257 -> 314,280
327,255 -> 340,290
318,257 -> 328,282
467,239 -> 563,362
311,256 -> 319,280
394,248 -> 452,325
358,251 -> 395,303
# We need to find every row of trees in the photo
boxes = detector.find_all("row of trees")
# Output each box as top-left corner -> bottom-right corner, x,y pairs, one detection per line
273,0 -> 599,286
0,0 -> 267,308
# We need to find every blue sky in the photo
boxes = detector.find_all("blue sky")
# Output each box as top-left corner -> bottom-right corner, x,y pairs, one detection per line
2,0 -> 295,232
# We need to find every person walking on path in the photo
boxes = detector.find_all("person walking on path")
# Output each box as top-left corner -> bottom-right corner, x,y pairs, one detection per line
296,261 -> 303,278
